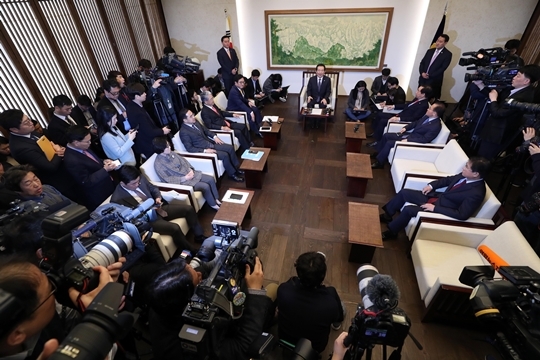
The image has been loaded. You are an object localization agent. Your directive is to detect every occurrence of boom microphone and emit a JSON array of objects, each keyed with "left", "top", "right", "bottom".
[
  {"left": 478, "top": 244, "right": 509, "bottom": 271},
  {"left": 366, "top": 274, "right": 400, "bottom": 310}
]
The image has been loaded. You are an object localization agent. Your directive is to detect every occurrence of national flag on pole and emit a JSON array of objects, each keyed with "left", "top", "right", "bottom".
[
  {"left": 430, "top": 3, "right": 447, "bottom": 48},
  {"left": 225, "top": 10, "right": 234, "bottom": 48}
]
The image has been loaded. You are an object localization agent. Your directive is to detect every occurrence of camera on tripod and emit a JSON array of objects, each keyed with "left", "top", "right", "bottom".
[
  {"left": 39, "top": 200, "right": 156, "bottom": 297},
  {"left": 459, "top": 265, "right": 540, "bottom": 360},
  {"left": 161, "top": 52, "right": 201, "bottom": 75},
  {"left": 459, "top": 47, "right": 520, "bottom": 88},
  {"left": 343, "top": 264, "right": 413, "bottom": 360}
]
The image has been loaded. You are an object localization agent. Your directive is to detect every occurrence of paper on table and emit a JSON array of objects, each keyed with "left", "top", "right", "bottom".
[
  {"left": 263, "top": 116, "right": 279, "bottom": 122},
  {"left": 311, "top": 108, "right": 323, "bottom": 115},
  {"left": 223, "top": 190, "right": 249, "bottom": 204}
]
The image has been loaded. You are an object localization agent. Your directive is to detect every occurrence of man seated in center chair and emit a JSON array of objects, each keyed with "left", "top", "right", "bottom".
[
  {"left": 379, "top": 157, "right": 490, "bottom": 240},
  {"left": 371, "top": 102, "right": 445, "bottom": 169},
  {"left": 227, "top": 74, "right": 264, "bottom": 138}
]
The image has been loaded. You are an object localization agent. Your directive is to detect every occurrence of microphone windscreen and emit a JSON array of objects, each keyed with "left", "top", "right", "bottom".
[
  {"left": 366, "top": 274, "right": 400, "bottom": 310},
  {"left": 478, "top": 244, "right": 509, "bottom": 271}
]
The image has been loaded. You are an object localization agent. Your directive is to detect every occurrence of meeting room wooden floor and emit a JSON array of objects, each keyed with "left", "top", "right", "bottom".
[{"left": 192, "top": 95, "right": 502, "bottom": 360}]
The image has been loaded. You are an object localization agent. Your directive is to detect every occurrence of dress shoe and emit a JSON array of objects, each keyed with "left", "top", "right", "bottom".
[
  {"left": 371, "top": 161, "right": 384, "bottom": 169},
  {"left": 231, "top": 174, "right": 244, "bottom": 182},
  {"left": 279, "top": 97, "right": 287, "bottom": 102},
  {"left": 249, "top": 142, "right": 255, "bottom": 147},
  {"left": 382, "top": 230, "right": 397, "bottom": 241},
  {"left": 366, "top": 141, "right": 378, "bottom": 148},
  {"left": 367, "top": 132, "right": 374, "bottom": 138},
  {"left": 210, "top": 204, "right": 221, "bottom": 211},
  {"left": 379, "top": 213, "right": 393, "bottom": 223},
  {"left": 370, "top": 152, "right": 378, "bottom": 159},
  {"left": 236, "top": 170, "right": 245, "bottom": 175},
  {"left": 257, "top": 133, "right": 264, "bottom": 138}
]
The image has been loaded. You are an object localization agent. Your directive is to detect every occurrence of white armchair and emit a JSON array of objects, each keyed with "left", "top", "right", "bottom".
[
  {"left": 213, "top": 91, "right": 250, "bottom": 130},
  {"left": 140, "top": 153, "right": 207, "bottom": 212},
  {"left": 384, "top": 120, "right": 451, "bottom": 164},
  {"left": 410, "top": 221, "right": 540, "bottom": 323},
  {"left": 171, "top": 131, "right": 225, "bottom": 178},
  {"left": 298, "top": 71, "right": 340, "bottom": 119},
  {"left": 390, "top": 139, "right": 469, "bottom": 192}
]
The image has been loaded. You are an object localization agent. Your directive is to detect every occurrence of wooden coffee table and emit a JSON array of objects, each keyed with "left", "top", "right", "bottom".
[
  {"left": 262, "top": 118, "right": 284, "bottom": 150},
  {"left": 345, "top": 122, "right": 366, "bottom": 153},
  {"left": 346, "top": 153, "right": 373, "bottom": 198},
  {"left": 239, "top": 147, "right": 270, "bottom": 189},
  {"left": 214, "top": 188, "right": 255, "bottom": 227},
  {"left": 348, "top": 202, "right": 383, "bottom": 263},
  {"left": 301, "top": 107, "right": 332, "bottom": 132}
]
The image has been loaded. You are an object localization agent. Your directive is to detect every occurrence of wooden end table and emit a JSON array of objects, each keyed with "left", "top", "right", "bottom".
[
  {"left": 214, "top": 188, "right": 255, "bottom": 228},
  {"left": 346, "top": 153, "right": 373, "bottom": 198},
  {"left": 345, "top": 122, "right": 367, "bottom": 153},
  {"left": 239, "top": 147, "right": 271, "bottom": 189},
  {"left": 301, "top": 107, "right": 332, "bottom": 132},
  {"left": 348, "top": 202, "right": 383, "bottom": 263},
  {"left": 262, "top": 118, "right": 284, "bottom": 150}
]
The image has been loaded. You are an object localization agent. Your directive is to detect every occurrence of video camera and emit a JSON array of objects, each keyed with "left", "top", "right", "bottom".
[
  {"left": 459, "top": 265, "right": 540, "bottom": 360},
  {"left": 40, "top": 199, "right": 156, "bottom": 297},
  {"left": 460, "top": 47, "right": 520, "bottom": 88},
  {"left": 161, "top": 52, "right": 201, "bottom": 75},
  {"left": 343, "top": 264, "right": 412, "bottom": 360},
  {"left": 179, "top": 225, "right": 261, "bottom": 359}
]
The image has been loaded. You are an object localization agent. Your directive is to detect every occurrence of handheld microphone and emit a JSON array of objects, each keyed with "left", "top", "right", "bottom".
[
  {"left": 366, "top": 274, "right": 400, "bottom": 310},
  {"left": 478, "top": 244, "right": 509, "bottom": 271},
  {"left": 354, "top": 124, "right": 360, "bottom": 132}
]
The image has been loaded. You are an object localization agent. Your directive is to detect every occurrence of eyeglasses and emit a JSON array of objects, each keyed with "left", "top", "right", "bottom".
[
  {"left": 109, "top": 91, "right": 120, "bottom": 96},
  {"left": 30, "top": 277, "right": 57, "bottom": 315}
]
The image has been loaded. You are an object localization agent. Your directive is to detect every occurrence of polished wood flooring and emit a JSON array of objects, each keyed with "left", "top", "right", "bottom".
[{"left": 190, "top": 96, "right": 503, "bottom": 360}]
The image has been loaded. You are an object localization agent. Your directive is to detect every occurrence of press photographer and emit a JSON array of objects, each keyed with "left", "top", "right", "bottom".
[
  {"left": 146, "top": 229, "right": 275, "bottom": 360},
  {"left": 0, "top": 255, "right": 115, "bottom": 360},
  {"left": 471, "top": 65, "right": 539, "bottom": 160}
]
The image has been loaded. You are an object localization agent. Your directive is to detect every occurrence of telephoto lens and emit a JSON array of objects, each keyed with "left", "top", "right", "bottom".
[
  {"left": 357, "top": 264, "right": 379, "bottom": 310},
  {"left": 79, "top": 230, "right": 133, "bottom": 269}
]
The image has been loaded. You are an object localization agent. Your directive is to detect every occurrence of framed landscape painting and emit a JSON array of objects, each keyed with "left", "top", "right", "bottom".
[{"left": 265, "top": 8, "right": 393, "bottom": 71}]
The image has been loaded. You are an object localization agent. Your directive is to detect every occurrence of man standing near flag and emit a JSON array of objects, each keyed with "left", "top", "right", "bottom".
[
  {"left": 418, "top": 34, "right": 452, "bottom": 100},
  {"left": 217, "top": 35, "right": 239, "bottom": 93}
]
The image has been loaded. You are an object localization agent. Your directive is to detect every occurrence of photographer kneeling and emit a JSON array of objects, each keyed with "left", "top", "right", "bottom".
[{"left": 147, "top": 253, "right": 274, "bottom": 360}]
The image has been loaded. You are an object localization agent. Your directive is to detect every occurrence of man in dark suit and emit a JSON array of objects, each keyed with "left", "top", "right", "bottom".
[
  {"left": 227, "top": 74, "right": 263, "bottom": 136},
  {"left": 476, "top": 65, "right": 538, "bottom": 160},
  {"left": 245, "top": 69, "right": 267, "bottom": 106},
  {"left": 63, "top": 126, "right": 118, "bottom": 210},
  {"left": 111, "top": 165, "right": 205, "bottom": 251},
  {"left": 0, "top": 109, "right": 79, "bottom": 201},
  {"left": 371, "top": 68, "right": 391, "bottom": 96},
  {"left": 418, "top": 34, "right": 453, "bottom": 100},
  {"left": 380, "top": 157, "right": 490, "bottom": 239},
  {"left": 98, "top": 79, "right": 130, "bottom": 134},
  {"left": 371, "top": 102, "right": 445, "bottom": 168},
  {"left": 384, "top": 77, "right": 406, "bottom": 106},
  {"left": 369, "top": 86, "right": 432, "bottom": 145},
  {"left": 179, "top": 108, "right": 244, "bottom": 182},
  {"left": 306, "top": 63, "right": 331, "bottom": 109},
  {"left": 217, "top": 36, "right": 239, "bottom": 93},
  {"left": 71, "top": 94, "right": 97, "bottom": 128},
  {"left": 47, "top": 94, "right": 77, "bottom": 147},
  {"left": 200, "top": 91, "right": 252, "bottom": 151},
  {"left": 126, "top": 83, "right": 171, "bottom": 160}
]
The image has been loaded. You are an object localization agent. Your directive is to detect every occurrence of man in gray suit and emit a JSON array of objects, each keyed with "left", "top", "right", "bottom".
[{"left": 179, "top": 108, "right": 244, "bottom": 182}]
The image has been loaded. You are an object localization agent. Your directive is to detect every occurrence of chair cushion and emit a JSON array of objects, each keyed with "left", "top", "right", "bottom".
[
  {"left": 433, "top": 140, "right": 468, "bottom": 174},
  {"left": 411, "top": 239, "right": 487, "bottom": 302}
]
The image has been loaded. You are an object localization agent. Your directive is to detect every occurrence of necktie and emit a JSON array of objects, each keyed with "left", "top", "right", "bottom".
[
  {"left": 65, "top": 116, "right": 76, "bottom": 126},
  {"left": 408, "top": 99, "right": 420, "bottom": 107},
  {"left": 449, "top": 180, "right": 466, "bottom": 191},
  {"left": 83, "top": 150, "right": 99, "bottom": 163},
  {"left": 31, "top": 134, "right": 41, "bottom": 141},
  {"left": 427, "top": 49, "right": 440, "bottom": 73},
  {"left": 318, "top": 78, "right": 321, "bottom": 91},
  {"left": 134, "top": 188, "right": 148, "bottom": 201},
  {"left": 421, "top": 116, "right": 431, "bottom": 125},
  {"left": 226, "top": 48, "right": 231, "bottom": 59}
]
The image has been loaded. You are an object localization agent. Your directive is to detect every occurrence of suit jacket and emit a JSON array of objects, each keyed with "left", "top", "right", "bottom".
[
  {"left": 98, "top": 97, "right": 127, "bottom": 134},
  {"left": 371, "top": 75, "right": 388, "bottom": 95},
  {"left": 403, "top": 116, "right": 442, "bottom": 143},
  {"left": 111, "top": 175, "right": 160, "bottom": 208},
  {"left": 63, "top": 147, "right": 115, "bottom": 210},
  {"left": 419, "top": 47, "right": 453, "bottom": 80},
  {"left": 386, "top": 87, "right": 406, "bottom": 106},
  {"left": 217, "top": 47, "right": 239, "bottom": 79},
  {"left": 428, "top": 174, "right": 486, "bottom": 220},
  {"left": 201, "top": 105, "right": 234, "bottom": 130},
  {"left": 8, "top": 132, "right": 76, "bottom": 198},
  {"left": 480, "top": 86, "right": 536, "bottom": 144},
  {"left": 126, "top": 101, "right": 164, "bottom": 158},
  {"left": 394, "top": 98, "right": 430, "bottom": 122},
  {"left": 245, "top": 77, "right": 262, "bottom": 99},
  {"left": 179, "top": 122, "right": 216, "bottom": 153},
  {"left": 71, "top": 105, "right": 97, "bottom": 127},
  {"left": 227, "top": 86, "right": 253, "bottom": 114},
  {"left": 47, "top": 115, "right": 73, "bottom": 147},
  {"left": 306, "top": 75, "right": 331, "bottom": 103}
]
